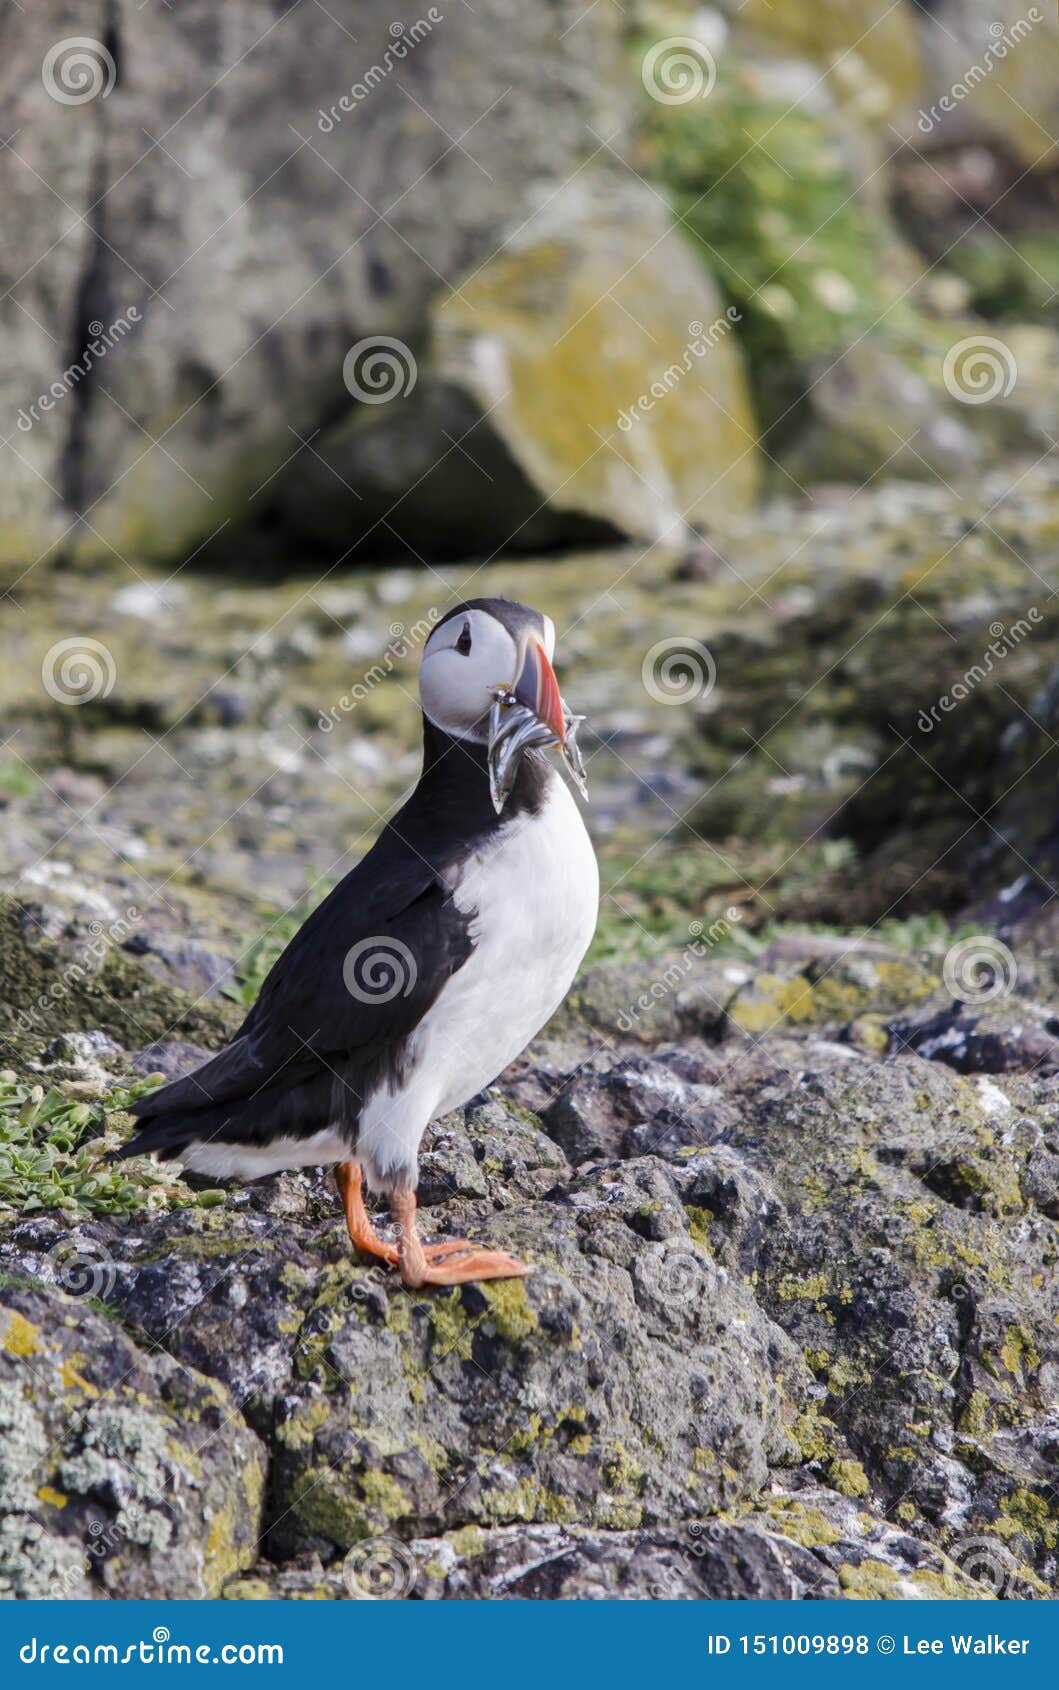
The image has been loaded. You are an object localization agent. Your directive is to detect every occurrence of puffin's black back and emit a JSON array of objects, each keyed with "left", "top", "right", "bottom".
[{"left": 116, "top": 711, "right": 550, "bottom": 1164}]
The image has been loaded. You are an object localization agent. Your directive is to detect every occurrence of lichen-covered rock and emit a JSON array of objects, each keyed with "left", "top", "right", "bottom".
[
  {"left": 0, "top": 896, "right": 237, "bottom": 1068},
  {"left": 221, "top": 1492, "right": 993, "bottom": 1599},
  {"left": 914, "top": 1, "right": 1059, "bottom": 166},
  {"left": 0, "top": 1286, "right": 265, "bottom": 1598},
  {"left": 278, "top": 180, "right": 757, "bottom": 553},
  {"left": 0, "top": 0, "right": 754, "bottom": 569},
  {"left": 2, "top": 456, "right": 1058, "bottom": 1599}
]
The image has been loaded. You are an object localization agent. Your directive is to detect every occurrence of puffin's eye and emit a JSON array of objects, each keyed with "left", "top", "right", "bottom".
[{"left": 455, "top": 620, "right": 472, "bottom": 656}]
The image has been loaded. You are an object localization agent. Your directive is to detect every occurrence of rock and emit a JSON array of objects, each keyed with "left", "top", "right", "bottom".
[
  {"left": 673, "top": 538, "right": 731, "bottom": 583},
  {"left": 728, "top": 952, "right": 940, "bottom": 1035},
  {"left": 913, "top": 2, "right": 1059, "bottom": 166},
  {"left": 405, "top": 1493, "right": 992, "bottom": 1600},
  {"left": 131, "top": 1040, "right": 218, "bottom": 1082},
  {"left": 218, "top": 1493, "right": 997, "bottom": 1598},
  {"left": 1, "top": 0, "right": 752, "bottom": 569},
  {"left": 541, "top": 1053, "right": 737, "bottom": 1165},
  {"left": 3, "top": 909, "right": 1059, "bottom": 1594},
  {"left": 782, "top": 342, "right": 982, "bottom": 486},
  {"left": 276, "top": 178, "right": 757, "bottom": 554},
  {"left": 549, "top": 951, "right": 740, "bottom": 1045},
  {"left": 737, "top": 0, "right": 923, "bottom": 122},
  {"left": 0, "top": 896, "right": 237, "bottom": 1069},
  {"left": 0, "top": 1287, "right": 265, "bottom": 1598},
  {"left": 887, "top": 1002, "right": 1059, "bottom": 1077}
]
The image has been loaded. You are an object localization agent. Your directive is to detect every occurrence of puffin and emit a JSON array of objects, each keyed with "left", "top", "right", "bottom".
[{"left": 117, "top": 598, "right": 598, "bottom": 1287}]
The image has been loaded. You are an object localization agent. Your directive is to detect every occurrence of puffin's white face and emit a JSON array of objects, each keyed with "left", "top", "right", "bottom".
[{"left": 420, "top": 607, "right": 556, "bottom": 742}]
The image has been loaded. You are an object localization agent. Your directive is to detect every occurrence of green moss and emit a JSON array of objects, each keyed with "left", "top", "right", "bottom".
[
  {"left": 360, "top": 1470, "right": 413, "bottom": 1524},
  {"left": 0, "top": 896, "right": 236, "bottom": 1063},
  {"left": 602, "top": 1440, "right": 646, "bottom": 1498},
  {"left": 641, "top": 62, "right": 902, "bottom": 442},
  {"left": 479, "top": 1280, "right": 538, "bottom": 1343},
  {"left": 223, "top": 1579, "right": 273, "bottom": 1601},
  {"left": 995, "top": 1490, "right": 1057, "bottom": 1549},
  {"left": 752, "top": 1497, "right": 843, "bottom": 1550},
  {"left": 276, "top": 1398, "right": 330, "bottom": 1451},
  {"left": 792, "top": 1409, "right": 835, "bottom": 1463},
  {"left": 3, "top": 1310, "right": 41, "bottom": 1356},
  {"left": 448, "top": 1525, "right": 487, "bottom": 1559},
  {"left": 205, "top": 1465, "right": 264, "bottom": 1591},
  {"left": 988, "top": 1325, "right": 1041, "bottom": 1383},
  {"left": 776, "top": 1272, "right": 830, "bottom": 1304},
  {"left": 684, "top": 1205, "right": 714, "bottom": 1248},
  {"left": 838, "top": 1562, "right": 980, "bottom": 1600},
  {"left": 508, "top": 1413, "right": 544, "bottom": 1456},
  {"left": 290, "top": 1462, "right": 409, "bottom": 1548},
  {"left": 427, "top": 1293, "right": 475, "bottom": 1361},
  {"left": 827, "top": 1458, "right": 870, "bottom": 1499},
  {"left": 731, "top": 959, "right": 935, "bottom": 1034}
]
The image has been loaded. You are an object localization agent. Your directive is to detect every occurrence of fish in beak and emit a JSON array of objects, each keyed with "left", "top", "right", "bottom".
[{"left": 487, "top": 635, "right": 589, "bottom": 814}]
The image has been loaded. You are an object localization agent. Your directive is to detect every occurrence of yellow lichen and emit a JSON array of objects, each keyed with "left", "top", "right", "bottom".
[{"left": 3, "top": 1311, "right": 41, "bottom": 1356}]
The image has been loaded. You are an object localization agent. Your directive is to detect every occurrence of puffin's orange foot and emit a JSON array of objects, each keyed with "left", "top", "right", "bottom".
[
  {"left": 400, "top": 1247, "right": 532, "bottom": 1288},
  {"left": 388, "top": 1186, "right": 532, "bottom": 1288},
  {"left": 420, "top": 1238, "right": 478, "bottom": 1261},
  {"left": 354, "top": 1236, "right": 399, "bottom": 1266},
  {"left": 336, "top": 1160, "right": 398, "bottom": 1264}
]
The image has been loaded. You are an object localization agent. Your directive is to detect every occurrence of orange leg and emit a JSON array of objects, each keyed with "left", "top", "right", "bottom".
[
  {"left": 392, "top": 1189, "right": 532, "bottom": 1288},
  {"left": 336, "top": 1160, "right": 398, "bottom": 1264}
]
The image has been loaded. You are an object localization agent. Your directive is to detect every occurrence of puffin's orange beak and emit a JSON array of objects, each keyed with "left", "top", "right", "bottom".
[{"left": 512, "top": 637, "right": 565, "bottom": 744}]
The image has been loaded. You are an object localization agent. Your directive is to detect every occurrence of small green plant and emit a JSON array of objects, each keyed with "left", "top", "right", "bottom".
[
  {"left": 0, "top": 1075, "right": 223, "bottom": 1218},
  {"left": 640, "top": 64, "right": 897, "bottom": 441},
  {"left": 0, "top": 761, "right": 38, "bottom": 800}
]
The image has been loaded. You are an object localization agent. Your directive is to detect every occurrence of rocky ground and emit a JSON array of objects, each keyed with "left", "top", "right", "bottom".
[{"left": 2, "top": 462, "right": 1059, "bottom": 1601}]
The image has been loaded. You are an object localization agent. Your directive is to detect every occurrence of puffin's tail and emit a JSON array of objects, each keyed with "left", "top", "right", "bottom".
[{"left": 112, "top": 1037, "right": 329, "bottom": 1163}]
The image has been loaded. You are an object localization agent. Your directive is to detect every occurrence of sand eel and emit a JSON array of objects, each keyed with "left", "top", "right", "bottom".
[{"left": 117, "top": 599, "right": 598, "bottom": 1287}]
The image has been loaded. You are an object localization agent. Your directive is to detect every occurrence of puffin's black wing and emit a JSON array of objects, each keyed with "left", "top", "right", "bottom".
[{"left": 117, "top": 841, "right": 474, "bottom": 1162}]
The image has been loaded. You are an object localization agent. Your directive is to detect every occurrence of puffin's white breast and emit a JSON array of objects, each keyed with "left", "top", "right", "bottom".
[{"left": 357, "top": 769, "right": 598, "bottom": 1187}]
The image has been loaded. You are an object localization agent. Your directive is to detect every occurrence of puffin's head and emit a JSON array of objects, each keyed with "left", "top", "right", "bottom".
[{"left": 419, "top": 598, "right": 587, "bottom": 813}]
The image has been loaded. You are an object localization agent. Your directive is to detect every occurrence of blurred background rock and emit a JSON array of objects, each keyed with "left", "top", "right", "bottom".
[{"left": 1, "top": 0, "right": 1056, "bottom": 566}]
